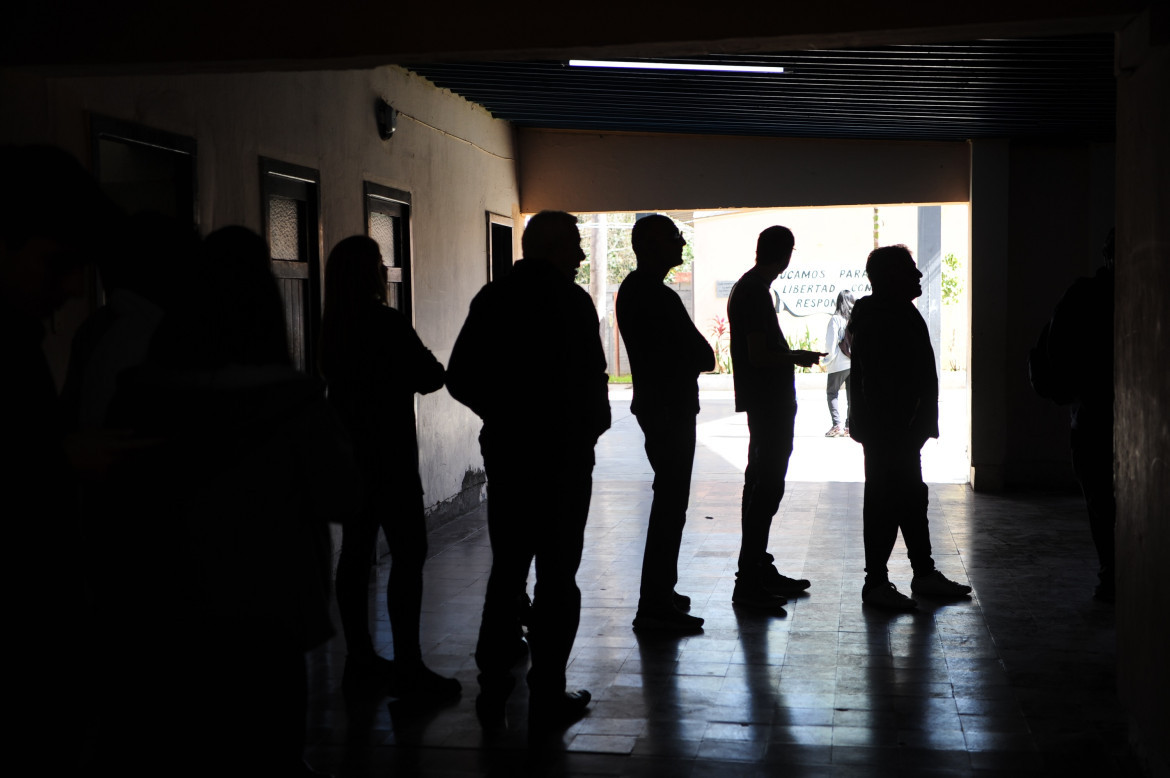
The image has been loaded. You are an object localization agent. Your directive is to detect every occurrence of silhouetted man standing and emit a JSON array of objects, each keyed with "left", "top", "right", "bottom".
[
  {"left": 447, "top": 211, "right": 610, "bottom": 731},
  {"left": 848, "top": 245, "right": 972, "bottom": 611},
  {"left": 616, "top": 214, "right": 713, "bottom": 633},
  {"left": 727, "top": 226, "right": 823, "bottom": 613},
  {"left": 1046, "top": 230, "right": 1116, "bottom": 602}
]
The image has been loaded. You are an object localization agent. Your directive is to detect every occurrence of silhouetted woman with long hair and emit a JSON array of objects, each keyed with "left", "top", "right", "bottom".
[
  {"left": 823, "top": 289, "right": 855, "bottom": 437},
  {"left": 321, "top": 235, "right": 459, "bottom": 699}
]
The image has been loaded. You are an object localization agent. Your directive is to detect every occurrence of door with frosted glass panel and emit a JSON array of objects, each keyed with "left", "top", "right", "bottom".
[
  {"left": 261, "top": 159, "right": 321, "bottom": 373},
  {"left": 364, "top": 183, "right": 411, "bottom": 320}
]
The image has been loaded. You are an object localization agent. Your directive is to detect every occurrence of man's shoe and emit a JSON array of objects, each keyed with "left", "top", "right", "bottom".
[
  {"left": 475, "top": 674, "right": 515, "bottom": 728},
  {"left": 475, "top": 691, "right": 508, "bottom": 728},
  {"left": 910, "top": 570, "right": 972, "bottom": 598},
  {"left": 529, "top": 689, "right": 591, "bottom": 731},
  {"left": 762, "top": 567, "right": 811, "bottom": 597},
  {"left": 732, "top": 579, "right": 788, "bottom": 614},
  {"left": 862, "top": 581, "right": 918, "bottom": 611},
  {"left": 843, "top": 427, "right": 850, "bottom": 437},
  {"left": 673, "top": 591, "right": 692, "bottom": 611},
  {"left": 825, "top": 425, "right": 844, "bottom": 437},
  {"left": 394, "top": 662, "right": 462, "bottom": 702},
  {"left": 633, "top": 606, "right": 704, "bottom": 634},
  {"left": 341, "top": 654, "right": 396, "bottom": 696}
]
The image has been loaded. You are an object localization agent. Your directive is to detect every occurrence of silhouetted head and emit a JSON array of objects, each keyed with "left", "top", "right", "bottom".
[
  {"left": 325, "top": 235, "right": 387, "bottom": 308},
  {"left": 754, "top": 226, "right": 794, "bottom": 281},
  {"left": 866, "top": 245, "right": 921, "bottom": 301},
  {"left": 152, "top": 226, "right": 290, "bottom": 369},
  {"left": 0, "top": 145, "right": 121, "bottom": 318},
  {"left": 834, "top": 289, "right": 856, "bottom": 319},
  {"left": 320, "top": 235, "right": 388, "bottom": 377},
  {"left": 631, "top": 214, "right": 686, "bottom": 275},
  {"left": 102, "top": 211, "right": 196, "bottom": 309},
  {"left": 521, "top": 211, "right": 585, "bottom": 280}
]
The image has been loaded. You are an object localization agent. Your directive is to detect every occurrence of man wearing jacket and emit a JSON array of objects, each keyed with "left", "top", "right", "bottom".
[
  {"left": 848, "top": 245, "right": 972, "bottom": 611},
  {"left": 447, "top": 210, "right": 610, "bottom": 731}
]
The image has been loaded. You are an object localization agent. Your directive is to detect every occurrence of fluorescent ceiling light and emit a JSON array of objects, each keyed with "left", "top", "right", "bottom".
[{"left": 569, "top": 59, "right": 784, "bottom": 74}]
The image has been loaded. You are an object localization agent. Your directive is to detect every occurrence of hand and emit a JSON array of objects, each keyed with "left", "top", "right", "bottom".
[{"left": 792, "top": 350, "right": 827, "bottom": 368}]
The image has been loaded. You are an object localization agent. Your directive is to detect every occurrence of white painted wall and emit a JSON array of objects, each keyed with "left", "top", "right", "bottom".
[{"left": 1, "top": 65, "right": 519, "bottom": 518}]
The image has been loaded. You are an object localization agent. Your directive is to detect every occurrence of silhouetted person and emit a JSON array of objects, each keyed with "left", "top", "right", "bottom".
[
  {"left": 848, "top": 245, "right": 972, "bottom": 611},
  {"left": 447, "top": 210, "right": 610, "bottom": 732},
  {"left": 320, "top": 235, "right": 460, "bottom": 698},
  {"left": 616, "top": 214, "right": 712, "bottom": 634},
  {"left": 60, "top": 211, "right": 191, "bottom": 432},
  {"left": 1, "top": 145, "right": 120, "bottom": 770},
  {"left": 1045, "top": 230, "right": 1116, "bottom": 602},
  {"left": 103, "top": 226, "right": 353, "bottom": 776},
  {"left": 823, "top": 289, "right": 855, "bottom": 437},
  {"left": 727, "top": 226, "right": 823, "bottom": 613}
]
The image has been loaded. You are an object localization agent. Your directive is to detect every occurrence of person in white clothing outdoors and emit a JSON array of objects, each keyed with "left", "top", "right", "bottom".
[{"left": 823, "top": 289, "right": 855, "bottom": 437}]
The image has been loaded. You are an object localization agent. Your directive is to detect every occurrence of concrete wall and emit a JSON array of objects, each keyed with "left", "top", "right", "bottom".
[
  {"left": 0, "top": 65, "right": 519, "bottom": 522},
  {"left": 1115, "top": 11, "right": 1170, "bottom": 776}
]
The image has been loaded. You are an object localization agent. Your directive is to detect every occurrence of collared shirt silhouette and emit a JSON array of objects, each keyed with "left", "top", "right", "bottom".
[
  {"left": 848, "top": 244, "right": 971, "bottom": 611},
  {"left": 726, "top": 226, "right": 822, "bottom": 613},
  {"left": 447, "top": 210, "right": 609, "bottom": 731},
  {"left": 616, "top": 214, "right": 713, "bottom": 634}
]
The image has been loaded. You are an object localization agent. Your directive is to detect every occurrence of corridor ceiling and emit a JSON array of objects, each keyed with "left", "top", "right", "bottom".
[{"left": 409, "top": 35, "right": 1116, "bottom": 143}]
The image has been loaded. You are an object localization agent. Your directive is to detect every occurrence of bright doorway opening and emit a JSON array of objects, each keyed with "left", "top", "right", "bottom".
[{"left": 576, "top": 205, "right": 971, "bottom": 485}]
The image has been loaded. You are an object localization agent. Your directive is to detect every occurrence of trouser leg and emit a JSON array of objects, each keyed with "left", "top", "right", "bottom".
[
  {"left": 843, "top": 371, "right": 853, "bottom": 429},
  {"left": 1072, "top": 425, "right": 1116, "bottom": 581},
  {"left": 527, "top": 468, "right": 592, "bottom": 698},
  {"left": 862, "top": 447, "right": 898, "bottom": 586},
  {"left": 637, "top": 407, "right": 697, "bottom": 607},
  {"left": 476, "top": 470, "right": 535, "bottom": 691},
  {"left": 826, "top": 371, "right": 844, "bottom": 427},
  {"left": 381, "top": 490, "right": 428, "bottom": 665},
  {"left": 336, "top": 510, "right": 380, "bottom": 658},
  {"left": 863, "top": 444, "right": 933, "bottom": 584},
  {"left": 896, "top": 453, "right": 935, "bottom": 576},
  {"left": 738, "top": 406, "right": 795, "bottom": 581}
]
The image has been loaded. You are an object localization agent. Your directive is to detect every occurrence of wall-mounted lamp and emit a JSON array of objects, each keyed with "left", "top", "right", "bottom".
[{"left": 375, "top": 98, "right": 397, "bottom": 140}]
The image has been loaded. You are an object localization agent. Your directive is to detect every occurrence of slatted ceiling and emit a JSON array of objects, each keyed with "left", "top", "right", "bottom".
[{"left": 408, "top": 35, "right": 1115, "bottom": 142}]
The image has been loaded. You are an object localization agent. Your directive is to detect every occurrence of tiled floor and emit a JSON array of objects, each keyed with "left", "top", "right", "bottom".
[{"left": 305, "top": 390, "right": 1131, "bottom": 776}]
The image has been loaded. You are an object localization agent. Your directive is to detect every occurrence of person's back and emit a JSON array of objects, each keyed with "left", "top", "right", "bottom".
[
  {"left": 1048, "top": 265, "right": 1114, "bottom": 427},
  {"left": 1044, "top": 235, "right": 1116, "bottom": 601},
  {"left": 448, "top": 210, "right": 608, "bottom": 731},
  {"left": 325, "top": 299, "right": 443, "bottom": 483},
  {"left": 448, "top": 255, "right": 609, "bottom": 461}
]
